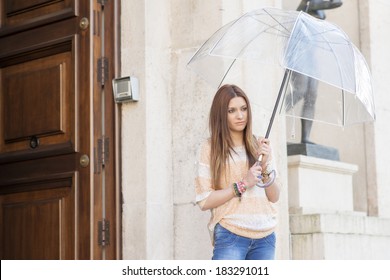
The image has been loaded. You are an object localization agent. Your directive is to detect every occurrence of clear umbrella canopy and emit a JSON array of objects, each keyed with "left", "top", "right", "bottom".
[{"left": 188, "top": 7, "right": 375, "bottom": 128}]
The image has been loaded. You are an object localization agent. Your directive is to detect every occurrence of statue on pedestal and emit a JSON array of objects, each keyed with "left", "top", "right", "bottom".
[
  {"left": 286, "top": 0, "right": 343, "bottom": 159},
  {"left": 294, "top": 0, "right": 343, "bottom": 144}
]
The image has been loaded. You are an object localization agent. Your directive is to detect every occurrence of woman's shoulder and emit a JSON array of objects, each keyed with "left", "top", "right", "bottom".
[
  {"left": 199, "top": 138, "right": 211, "bottom": 152},
  {"left": 196, "top": 138, "right": 211, "bottom": 163}
]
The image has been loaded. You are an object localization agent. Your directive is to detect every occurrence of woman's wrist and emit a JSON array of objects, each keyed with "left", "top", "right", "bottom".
[
  {"left": 261, "top": 161, "right": 269, "bottom": 172},
  {"left": 241, "top": 178, "right": 249, "bottom": 187}
]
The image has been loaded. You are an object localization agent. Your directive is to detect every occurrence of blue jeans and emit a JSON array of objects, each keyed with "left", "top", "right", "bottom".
[{"left": 212, "top": 224, "right": 276, "bottom": 260}]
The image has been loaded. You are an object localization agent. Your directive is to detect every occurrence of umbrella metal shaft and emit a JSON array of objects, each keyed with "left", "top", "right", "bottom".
[{"left": 265, "top": 69, "right": 291, "bottom": 139}]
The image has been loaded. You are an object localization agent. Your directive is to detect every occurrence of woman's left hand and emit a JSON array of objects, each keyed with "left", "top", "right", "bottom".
[{"left": 257, "top": 137, "right": 272, "bottom": 167}]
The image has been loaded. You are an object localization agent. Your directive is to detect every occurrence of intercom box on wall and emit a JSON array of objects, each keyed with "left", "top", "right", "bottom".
[{"left": 112, "top": 76, "right": 139, "bottom": 103}]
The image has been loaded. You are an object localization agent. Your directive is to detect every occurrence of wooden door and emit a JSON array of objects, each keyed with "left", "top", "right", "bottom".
[{"left": 0, "top": 0, "right": 119, "bottom": 259}]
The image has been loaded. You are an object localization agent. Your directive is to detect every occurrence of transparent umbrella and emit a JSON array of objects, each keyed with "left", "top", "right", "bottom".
[
  {"left": 188, "top": 7, "right": 375, "bottom": 135},
  {"left": 187, "top": 7, "right": 375, "bottom": 187}
]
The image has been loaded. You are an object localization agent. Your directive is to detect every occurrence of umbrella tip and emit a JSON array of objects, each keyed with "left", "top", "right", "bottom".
[
  {"left": 297, "top": 0, "right": 311, "bottom": 12},
  {"left": 306, "top": 1, "right": 311, "bottom": 12}
]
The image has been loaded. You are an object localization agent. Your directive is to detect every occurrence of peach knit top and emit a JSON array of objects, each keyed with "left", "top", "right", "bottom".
[{"left": 195, "top": 139, "right": 278, "bottom": 243}]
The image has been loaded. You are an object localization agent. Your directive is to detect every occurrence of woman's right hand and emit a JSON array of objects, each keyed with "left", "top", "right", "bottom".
[{"left": 243, "top": 162, "right": 263, "bottom": 188}]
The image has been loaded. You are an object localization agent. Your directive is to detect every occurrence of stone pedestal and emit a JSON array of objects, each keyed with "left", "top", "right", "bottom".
[
  {"left": 290, "top": 213, "right": 390, "bottom": 259},
  {"left": 288, "top": 155, "right": 358, "bottom": 214},
  {"left": 288, "top": 155, "right": 390, "bottom": 259},
  {"left": 287, "top": 142, "right": 340, "bottom": 161}
]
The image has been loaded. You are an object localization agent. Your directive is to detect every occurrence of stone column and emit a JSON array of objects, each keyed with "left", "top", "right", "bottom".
[
  {"left": 359, "top": 0, "right": 390, "bottom": 218},
  {"left": 121, "top": 0, "right": 174, "bottom": 259}
]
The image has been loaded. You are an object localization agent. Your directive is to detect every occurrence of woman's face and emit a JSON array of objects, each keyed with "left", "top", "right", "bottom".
[{"left": 227, "top": 96, "right": 248, "bottom": 133}]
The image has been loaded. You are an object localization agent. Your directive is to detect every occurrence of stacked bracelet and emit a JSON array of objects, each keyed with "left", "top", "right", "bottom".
[
  {"left": 232, "top": 183, "right": 241, "bottom": 197},
  {"left": 237, "top": 180, "right": 247, "bottom": 194},
  {"left": 232, "top": 181, "right": 247, "bottom": 198}
]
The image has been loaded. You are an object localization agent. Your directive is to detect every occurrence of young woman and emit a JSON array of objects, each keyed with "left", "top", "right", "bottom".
[{"left": 195, "top": 84, "right": 280, "bottom": 260}]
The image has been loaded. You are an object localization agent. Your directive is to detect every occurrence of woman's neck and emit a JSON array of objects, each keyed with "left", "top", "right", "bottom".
[{"left": 230, "top": 131, "right": 244, "bottom": 147}]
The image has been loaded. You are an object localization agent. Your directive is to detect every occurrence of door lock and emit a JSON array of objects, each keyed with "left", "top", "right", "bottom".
[
  {"left": 79, "top": 17, "right": 89, "bottom": 30},
  {"left": 80, "top": 154, "right": 90, "bottom": 167}
]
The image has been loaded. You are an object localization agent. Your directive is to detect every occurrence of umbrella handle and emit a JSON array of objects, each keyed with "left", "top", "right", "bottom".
[
  {"left": 255, "top": 159, "right": 276, "bottom": 188},
  {"left": 256, "top": 167, "right": 276, "bottom": 188},
  {"left": 256, "top": 70, "right": 290, "bottom": 188}
]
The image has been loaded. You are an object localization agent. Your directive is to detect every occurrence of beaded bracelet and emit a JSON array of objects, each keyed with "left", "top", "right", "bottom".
[
  {"left": 232, "top": 183, "right": 241, "bottom": 197},
  {"left": 237, "top": 180, "right": 247, "bottom": 194}
]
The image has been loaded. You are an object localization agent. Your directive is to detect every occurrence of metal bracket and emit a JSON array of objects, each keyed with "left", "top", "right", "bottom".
[
  {"left": 98, "top": 57, "right": 108, "bottom": 86},
  {"left": 97, "top": 0, "right": 108, "bottom": 6},
  {"left": 94, "top": 136, "right": 109, "bottom": 174},
  {"left": 98, "top": 136, "right": 109, "bottom": 167},
  {"left": 98, "top": 219, "right": 110, "bottom": 246}
]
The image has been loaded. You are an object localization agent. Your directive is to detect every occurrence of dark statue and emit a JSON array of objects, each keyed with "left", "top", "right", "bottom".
[
  {"left": 292, "top": 0, "right": 343, "bottom": 144},
  {"left": 286, "top": 0, "right": 343, "bottom": 160},
  {"left": 285, "top": 72, "right": 319, "bottom": 144},
  {"left": 297, "top": 0, "right": 343, "bottom": 20}
]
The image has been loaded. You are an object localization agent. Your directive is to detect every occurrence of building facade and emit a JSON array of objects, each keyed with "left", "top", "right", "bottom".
[{"left": 120, "top": 0, "right": 390, "bottom": 259}]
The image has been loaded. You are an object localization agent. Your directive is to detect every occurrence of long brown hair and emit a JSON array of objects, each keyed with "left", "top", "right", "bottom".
[{"left": 209, "top": 84, "right": 258, "bottom": 189}]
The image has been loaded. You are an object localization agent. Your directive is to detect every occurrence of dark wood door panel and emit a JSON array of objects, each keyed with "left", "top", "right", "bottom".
[
  {"left": 4, "top": 63, "right": 63, "bottom": 140},
  {"left": 1, "top": 0, "right": 75, "bottom": 35},
  {"left": 0, "top": 0, "right": 119, "bottom": 259},
  {"left": 0, "top": 51, "right": 74, "bottom": 154},
  {"left": 0, "top": 17, "right": 77, "bottom": 67},
  {"left": 0, "top": 182, "right": 74, "bottom": 259},
  {"left": 0, "top": 0, "right": 85, "bottom": 260},
  {"left": 0, "top": 153, "right": 77, "bottom": 188}
]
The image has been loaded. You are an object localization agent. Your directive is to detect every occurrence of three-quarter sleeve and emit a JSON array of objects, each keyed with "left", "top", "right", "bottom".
[{"left": 194, "top": 140, "right": 214, "bottom": 209}]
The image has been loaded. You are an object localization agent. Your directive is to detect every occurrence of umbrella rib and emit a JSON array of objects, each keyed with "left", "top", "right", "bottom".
[
  {"left": 342, "top": 89, "right": 346, "bottom": 126},
  {"left": 218, "top": 58, "right": 237, "bottom": 88},
  {"left": 213, "top": 14, "right": 293, "bottom": 60},
  {"left": 318, "top": 29, "right": 350, "bottom": 91},
  {"left": 263, "top": 9, "right": 293, "bottom": 34},
  {"left": 217, "top": 24, "right": 268, "bottom": 86},
  {"left": 208, "top": 17, "right": 243, "bottom": 56},
  {"left": 289, "top": 22, "right": 351, "bottom": 91},
  {"left": 217, "top": 19, "right": 290, "bottom": 86},
  {"left": 304, "top": 26, "right": 352, "bottom": 125},
  {"left": 248, "top": 16, "right": 294, "bottom": 37},
  {"left": 217, "top": 22, "right": 283, "bottom": 86}
]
